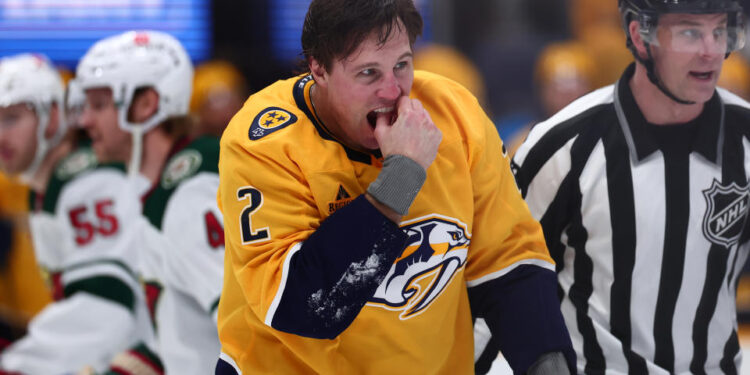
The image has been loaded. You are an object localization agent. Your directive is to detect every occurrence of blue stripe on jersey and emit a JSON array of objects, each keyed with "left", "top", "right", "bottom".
[
  {"left": 474, "top": 333, "right": 501, "bottom": 374},
  {"left": 467, "top": 265, "right": 576, "bottom": 374},
  {"left": 215, "top": 358, "right": 239, "bottom": 375},
  {"left": 270, "top": 195, "right": 408, "bottom": 339},
  {"left": 0, "top": 219, "right": 11, "bottom": 268}
]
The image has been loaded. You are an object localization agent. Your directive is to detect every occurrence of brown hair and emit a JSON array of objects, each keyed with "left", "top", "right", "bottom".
[
  {"left": 301, "top": 0, "right": 423, "bottom": 71},
  {"left": 129, "top": 87, "right": 195, "bottom": 138}
]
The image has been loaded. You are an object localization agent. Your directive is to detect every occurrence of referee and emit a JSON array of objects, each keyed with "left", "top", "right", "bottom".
[{"left": 512, "top": 0, "right": 750, "bottom": 373}]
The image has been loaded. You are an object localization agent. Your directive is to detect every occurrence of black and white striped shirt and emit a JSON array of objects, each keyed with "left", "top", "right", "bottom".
[{"left": 511, "top": 64, "right": 750, "bottom": 374}]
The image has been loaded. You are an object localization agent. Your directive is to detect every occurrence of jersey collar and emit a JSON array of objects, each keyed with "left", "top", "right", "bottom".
[
  {"left": 292, "top": 74, "right": 382, "bottom": 165},
  {"left": 614, "top": 63, "right": 724, "bottom": 165}
]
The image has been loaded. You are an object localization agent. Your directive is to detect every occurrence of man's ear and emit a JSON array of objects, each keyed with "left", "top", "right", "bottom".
[
  {"left": 629, "top": 20, "right": 649, "bottom": 60},
  {"left": 129, "top": 88, "right": 159, "bottom": 123},
  {"left": 44, "top": 103, "right": 59, "bottom": 140},
  {"left": 309, "top": 57, "right": 328, "bottom": 89}
]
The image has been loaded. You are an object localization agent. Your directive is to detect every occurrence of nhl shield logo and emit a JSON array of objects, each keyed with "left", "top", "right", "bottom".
[{"left": 702, "top": 179, "right": 750, "bottom": 248}]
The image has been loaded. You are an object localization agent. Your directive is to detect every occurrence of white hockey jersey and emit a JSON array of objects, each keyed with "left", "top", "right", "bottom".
[
  {"left": 139, "top": 136, "right": 224, "bottom": 375},
  {"left": 0, "top": 145, "right": 155, "bottom": 374}
]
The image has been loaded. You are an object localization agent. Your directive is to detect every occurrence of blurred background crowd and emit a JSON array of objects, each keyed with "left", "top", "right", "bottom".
[{"left": 3, "top": 0, "right": 750, "bottom": 344}]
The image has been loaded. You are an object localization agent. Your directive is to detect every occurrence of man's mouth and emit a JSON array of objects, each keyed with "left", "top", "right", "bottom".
[
  {"left": 366, "top": 107, "right": 396, "bottom": 129},
  {"left": 689, "top": 71, "right": 714, "bottom": 81}
]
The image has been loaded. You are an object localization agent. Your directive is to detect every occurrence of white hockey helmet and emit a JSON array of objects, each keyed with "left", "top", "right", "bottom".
[
  {"left": 76, "top": 30, "right": 194, "bottom": 134},
  {"left": 0, "top": 53, "right": 65, "bottom": 180}
]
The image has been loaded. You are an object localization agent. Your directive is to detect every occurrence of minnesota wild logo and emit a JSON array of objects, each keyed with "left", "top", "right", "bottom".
[{"left": 162, "top": 149, "right": 202, "bottom": 189}]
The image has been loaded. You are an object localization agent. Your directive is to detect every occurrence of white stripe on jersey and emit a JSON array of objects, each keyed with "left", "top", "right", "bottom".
[
  {"left": 630, "top": 151, "right": 666, "bottom": 363},
  {"left": 219, "top": 351, "right": 243, "bottom": 375},
  {"left": 525, "top": 136, "right": 577, "bottom": 222},
  {"left": 514, "top": 85, "right": 614, "bottom": 166},
  {"left": 265, "top": 241, "right": 303, "bottom": 326},
  {"left": 465, "top": 258, "right": 555, "bottom": 288}
]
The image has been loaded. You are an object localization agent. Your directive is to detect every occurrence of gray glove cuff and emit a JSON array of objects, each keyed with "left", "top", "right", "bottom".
[
  {"left": 527, "top": 352, "right": 570, "bottom": 375},
  {"left": 366, "top": 154, "right": 426, "bottom": 216}
]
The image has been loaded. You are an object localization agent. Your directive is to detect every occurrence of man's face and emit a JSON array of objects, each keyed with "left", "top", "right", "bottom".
[
  {"left": 80, "top": 87, "right": 131, "bottom": 163},
  {"left": 651, "top": 13, "right": 729, "bottom": 103},
  {"left": 317, "top": 22, "right": 414, "bottom": 151},
  {"left": 0, "top": 103, "right": 38, "bottom": 174}
]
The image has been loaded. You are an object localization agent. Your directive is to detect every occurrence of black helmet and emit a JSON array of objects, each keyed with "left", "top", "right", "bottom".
[{"left": 618, "top": 0, "right": 746, "bottom": 104}]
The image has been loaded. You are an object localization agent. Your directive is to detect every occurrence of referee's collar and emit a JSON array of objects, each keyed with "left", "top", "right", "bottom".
[{"left": 614, "top": 63, "right": 724, "bottom": 165}]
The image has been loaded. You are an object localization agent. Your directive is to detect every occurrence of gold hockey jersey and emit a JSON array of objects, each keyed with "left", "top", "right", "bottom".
[{"left": 217, "top": 71, "right": 554, "bottom": 373}]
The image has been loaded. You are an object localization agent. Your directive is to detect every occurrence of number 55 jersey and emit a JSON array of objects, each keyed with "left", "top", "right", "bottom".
[{"left": 0, "top": 144, "right": 154, "bottom": 374}]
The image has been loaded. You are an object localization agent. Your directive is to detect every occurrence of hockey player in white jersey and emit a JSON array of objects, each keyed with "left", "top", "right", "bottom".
[
  {"left": 0, "top": 55, "right": 154, "bottom": 374},
  {"left": 76, "top": 30, "right": 224, "bottom": 374}
]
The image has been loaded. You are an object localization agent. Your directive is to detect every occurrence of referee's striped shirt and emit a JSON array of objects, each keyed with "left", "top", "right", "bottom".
[{"left": 511, "top": 64, "right": 750, "bottom": 374}]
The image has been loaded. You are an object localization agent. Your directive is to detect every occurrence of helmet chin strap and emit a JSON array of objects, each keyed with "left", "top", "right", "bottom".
[
  {"left": 636, "top": 42, "right": 696, "bottom": 105},
  {"left": 128, "top": 125, "right": 143, "bottom": 180}
]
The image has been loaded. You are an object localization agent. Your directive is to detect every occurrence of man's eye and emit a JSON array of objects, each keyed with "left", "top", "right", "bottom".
[
  {"left": 360, "top": 69, "right": 375, "bottom": 77},
  {"left": 0, "top": 114, "right": 19, "bottom": 124},
  {"left": 681, "top": 29, "right": 702, "bottom": 39},
  {"left": 394, "top": 61, "right": 408, "bottom": 70}
]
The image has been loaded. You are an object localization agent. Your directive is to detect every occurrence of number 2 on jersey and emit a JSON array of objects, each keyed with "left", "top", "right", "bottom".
[{"left": 237, "top": 186, "right": 270, "bottom": 244}]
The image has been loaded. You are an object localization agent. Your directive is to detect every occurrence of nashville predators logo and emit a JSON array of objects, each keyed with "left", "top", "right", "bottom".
[
  {"left": 368, "top": 215, "right": 470, "bottom": 319},
  {"left": 248, "top": 107, "right": 297, "bottom": 140},
  {"left": 702, "top": 179, "right": 750, "bottom": 248}
]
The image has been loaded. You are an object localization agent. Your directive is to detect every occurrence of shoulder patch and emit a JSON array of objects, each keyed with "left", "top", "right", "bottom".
[
  {"left": 55, "top": 148, "right": 97, "bottom": 180},
  {"left": 161, "top": 149, "right": 202, "bottom": 189},
  {"left": 248, "top": 107, "right": 297, "bottom": 140}
]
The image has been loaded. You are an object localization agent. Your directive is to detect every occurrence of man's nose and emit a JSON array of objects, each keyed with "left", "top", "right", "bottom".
[
  {"left": 376, "top": 74, "right": 402, "bottom": 100},
  {"left": 78, "top": 106, "right": 94, "bottom": 129}
]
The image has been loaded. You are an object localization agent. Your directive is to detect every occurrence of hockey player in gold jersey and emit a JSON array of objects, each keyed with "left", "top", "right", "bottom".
[{"left": 216, "top": 0, "right": 575, "bottom": 373}]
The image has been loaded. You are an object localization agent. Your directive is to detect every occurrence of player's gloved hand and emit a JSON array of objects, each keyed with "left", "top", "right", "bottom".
[{"left": 373, "top": 95, "right": 442, "bottom": 171}]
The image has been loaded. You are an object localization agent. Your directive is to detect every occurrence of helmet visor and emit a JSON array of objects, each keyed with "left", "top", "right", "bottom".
[{"left": 639, "top": 12, "right": 746, "bottom": 54}]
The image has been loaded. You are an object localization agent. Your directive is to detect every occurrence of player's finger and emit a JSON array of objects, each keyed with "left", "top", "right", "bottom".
[
  {"left": 375, "top": 109, "right": 392, "bottom": 130},
  {"left": 396, "top": 95, "right": 412, "bottom": 116}
]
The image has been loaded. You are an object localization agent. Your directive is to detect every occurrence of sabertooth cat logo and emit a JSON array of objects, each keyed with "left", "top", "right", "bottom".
[
  {"left": 367, "top": 214, "right": 470, "bottom": 320},
  {"left": 702, "top": 179, "right": 750, "bottom": 248}
]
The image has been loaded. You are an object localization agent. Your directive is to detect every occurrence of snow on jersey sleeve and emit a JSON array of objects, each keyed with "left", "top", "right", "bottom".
[{"left": 218, "top": 130, "right": 407, "bottom": 340}]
